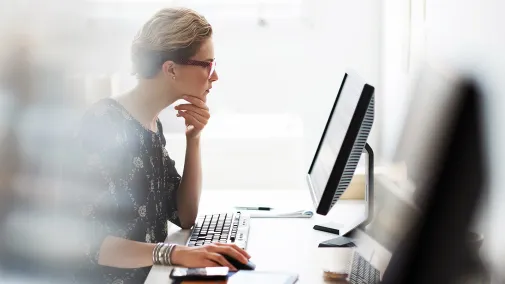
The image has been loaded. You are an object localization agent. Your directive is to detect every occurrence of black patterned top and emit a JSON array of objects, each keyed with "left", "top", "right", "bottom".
[{"left": 70, "top": 98, "right": 181, "bottom": 284}]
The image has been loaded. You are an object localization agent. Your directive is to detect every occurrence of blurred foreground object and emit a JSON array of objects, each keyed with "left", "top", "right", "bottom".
[
  {"left": 382, "top": 63, "right": 489, "bottom": 283},
  {"left": 0, "top": 35, "right": 85, "bottom": 283}
]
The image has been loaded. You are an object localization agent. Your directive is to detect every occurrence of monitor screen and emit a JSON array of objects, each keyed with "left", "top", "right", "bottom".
[{"left": 309, "top": 74, "right": 366, "bottom": 202}]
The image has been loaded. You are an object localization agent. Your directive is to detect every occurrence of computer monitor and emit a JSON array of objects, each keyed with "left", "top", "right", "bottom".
[{"left": 306, "top": 71, "right": 375, "bottom": 237}]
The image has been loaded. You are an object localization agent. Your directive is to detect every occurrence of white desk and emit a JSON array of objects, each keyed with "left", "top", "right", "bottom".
[{"left": 145, "top": 189, "right": 390, "bottom": 284}]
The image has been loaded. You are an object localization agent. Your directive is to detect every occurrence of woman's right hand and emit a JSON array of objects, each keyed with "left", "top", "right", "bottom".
[{"left": 170, "top": 243, "right": 251, "bottom": 271}]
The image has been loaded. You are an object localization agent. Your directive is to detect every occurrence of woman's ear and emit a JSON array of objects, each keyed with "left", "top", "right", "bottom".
[{"left": 162, "top": 61, "right": 176, "bottom": 79}]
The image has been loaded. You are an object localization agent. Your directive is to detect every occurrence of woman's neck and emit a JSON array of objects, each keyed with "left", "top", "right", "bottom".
[{"left": 116, "top": 82, "right": 178, "bottom": 132}]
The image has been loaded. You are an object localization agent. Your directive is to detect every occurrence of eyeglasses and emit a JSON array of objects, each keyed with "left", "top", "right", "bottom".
[{"left": 177, "top": 59, "right": 216, "bottom": 79}]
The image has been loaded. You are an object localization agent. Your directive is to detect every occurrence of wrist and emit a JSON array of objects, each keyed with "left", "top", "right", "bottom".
[
  {"left": 186, "top": 136, "right": 201, "bottom": 145},
  {"left": 170, "top": 245, "right": 185, "bottom": 266},
  {"left": 146, "top": 243, "right": 157, "bottom": 265}
]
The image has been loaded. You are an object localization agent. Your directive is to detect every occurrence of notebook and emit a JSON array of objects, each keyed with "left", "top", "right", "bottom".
[
  {"left": 228, "top": 271, "right": 298, "bottom": 284},
  {"left": 249, "top": 209, "right": 313, "bottom": 218}
]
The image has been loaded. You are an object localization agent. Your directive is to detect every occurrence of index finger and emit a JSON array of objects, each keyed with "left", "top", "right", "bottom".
[{"left": 183, "top": 95, "right": 208, "bottom": 109}]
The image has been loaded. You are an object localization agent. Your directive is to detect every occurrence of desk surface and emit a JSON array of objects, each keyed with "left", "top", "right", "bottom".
[{"left": 145, "top": 189, "right": 390, "bottom": 284}]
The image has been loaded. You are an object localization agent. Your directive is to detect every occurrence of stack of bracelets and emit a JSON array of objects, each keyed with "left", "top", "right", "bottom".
[{"left": 152, "top": 243, "right": 177, "bottom": 266}]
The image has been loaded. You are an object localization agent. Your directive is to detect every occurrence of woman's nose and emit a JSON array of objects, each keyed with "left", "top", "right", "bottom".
[{"left": 210, "top": 70, "right": 219, "bottom": 81}]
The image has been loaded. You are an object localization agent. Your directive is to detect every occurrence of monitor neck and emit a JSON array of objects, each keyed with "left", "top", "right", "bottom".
[{"left": 359, "top": 143, "right": 374, "bottom": 230}]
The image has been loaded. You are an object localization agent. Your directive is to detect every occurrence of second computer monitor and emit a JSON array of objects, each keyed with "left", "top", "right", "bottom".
[{"left": 307, "top": 71, "right": 375, "bottom": 215}]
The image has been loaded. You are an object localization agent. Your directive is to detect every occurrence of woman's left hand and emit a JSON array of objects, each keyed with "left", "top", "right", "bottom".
[{"left": 175, "top": 95, "right": 210, "bottom": 140}]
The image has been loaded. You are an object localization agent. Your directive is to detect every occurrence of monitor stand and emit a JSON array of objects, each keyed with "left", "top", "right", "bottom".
[{"left": 314, "top": 143, "right": 374, "bottom": 247}]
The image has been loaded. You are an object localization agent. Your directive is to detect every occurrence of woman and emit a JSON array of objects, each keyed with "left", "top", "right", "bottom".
[{"left": 69, "top": 7, "right": 251, "bottom": 284}]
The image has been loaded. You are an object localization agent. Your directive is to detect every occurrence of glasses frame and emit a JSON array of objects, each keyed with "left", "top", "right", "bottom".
[{"left": 177, "top": 59, "right": 216, "bottom": 79}]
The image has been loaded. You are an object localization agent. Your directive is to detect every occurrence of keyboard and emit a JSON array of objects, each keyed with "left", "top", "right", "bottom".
[
  {"left": 349, "top": 251, "right": 381, "bottom": 283},
  {"left": 185, "top": 212, "right": 251, "bottom": 249}
]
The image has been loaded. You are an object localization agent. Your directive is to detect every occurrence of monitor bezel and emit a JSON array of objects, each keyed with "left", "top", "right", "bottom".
[{"left": 307, "top": 72, "right": 375, "bottom": 215}]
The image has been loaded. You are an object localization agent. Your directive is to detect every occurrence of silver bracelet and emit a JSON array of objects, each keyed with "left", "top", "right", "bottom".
[
  {"left": 158, "top": 244, "right": 167, "bottom": 264},
  {"left": 166, "top": 244, "right": 176, "bottom": 266},
  {"left": 152, "top": 243, "right": 164, "bottom": 265},
  {"left": 152, "top": 243, "right": 177, "bottom": 266}
]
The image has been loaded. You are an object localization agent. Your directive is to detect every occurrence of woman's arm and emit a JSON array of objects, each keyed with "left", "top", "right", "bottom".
[
  {"left": 98, "top": 237, "right": 250, "bottom": 270},
  {"left": 176, "top": 137, "right": 202, "bottom": 229},
  {"left": 174, "top": 95, "right": 211, "bottom": 229},
  {"left": 98, "top": 236, "right": 156, "bottom": 268}
]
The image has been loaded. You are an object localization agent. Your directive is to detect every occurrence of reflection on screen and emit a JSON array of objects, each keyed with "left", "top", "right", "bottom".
[{"left": 310, "top": 77, "right": 363, "bottom": 200}]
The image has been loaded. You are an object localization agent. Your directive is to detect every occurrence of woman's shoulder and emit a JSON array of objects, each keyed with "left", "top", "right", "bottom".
[
  {"left": 82, "top": 98, "right": 128, "bottom": 123},
  {"left": 75, "top": 98, "right": 129, "bottom": 151}
]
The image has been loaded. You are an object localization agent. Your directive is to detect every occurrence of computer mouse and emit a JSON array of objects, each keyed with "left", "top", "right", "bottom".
[{"left": 223, "top": 254, "right": 256, "bottom": 270}]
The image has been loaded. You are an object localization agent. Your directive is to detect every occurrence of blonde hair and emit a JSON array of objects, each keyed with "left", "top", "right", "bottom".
[{"left": 131, "top": 7, "right": 212, "bottom": 78}]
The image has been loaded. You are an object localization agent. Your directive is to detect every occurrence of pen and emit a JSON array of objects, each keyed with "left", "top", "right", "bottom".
[{"left": 235, "top": 206, "right": 273, "bottom": 211}]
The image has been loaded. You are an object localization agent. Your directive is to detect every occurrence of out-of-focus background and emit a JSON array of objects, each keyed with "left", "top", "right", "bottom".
[{"left": 1, "top": 0, "right": 505, "bottom": 282}]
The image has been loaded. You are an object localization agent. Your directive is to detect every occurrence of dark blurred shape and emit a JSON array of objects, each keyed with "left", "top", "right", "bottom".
[{"left": 382, "top": 76, "right": 489, "bottom": 283}]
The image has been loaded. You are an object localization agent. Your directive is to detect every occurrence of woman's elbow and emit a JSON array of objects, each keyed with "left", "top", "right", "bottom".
[
  {"left": 177, "top": 208, "right": 198, "bottom": 229},
  {"left": 178, "top": 214, "right": 196, "bottom": 229},
  {"left": 179, "top": 220, "right": 195, "bottom": 229}
]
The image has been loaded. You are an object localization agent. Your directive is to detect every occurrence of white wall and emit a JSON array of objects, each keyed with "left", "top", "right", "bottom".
[
  {"left": 380, "top": 0, "right": 412, "bottom": 160},
  {"left": 381, "top": 0, "right": 505, "bottom": 280},
  {"left": 297, "top": 0, "right": 382, "bottom": 168}
]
